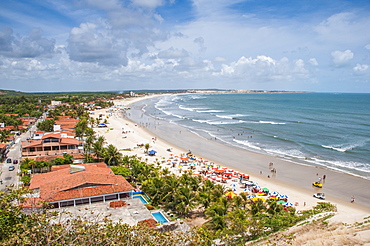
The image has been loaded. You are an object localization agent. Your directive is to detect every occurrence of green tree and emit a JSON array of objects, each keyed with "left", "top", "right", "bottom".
[
  {"left": 110, "top": 166, "right": 131, "bottom": 177},
  {"left": 103, "top": 144, "right": 122, "bottom": 166},
  {"left": 144, "top": 143, "right": 150, "bottom": 153},
  {"left": 0, "top": 129, "right": 10, "bottom": 142},
  {"left": 92, "top": 136, "right": 105, "bottom": 161},
  {"left": 37, "top": 119, "right": 55, "bottom": 132}
]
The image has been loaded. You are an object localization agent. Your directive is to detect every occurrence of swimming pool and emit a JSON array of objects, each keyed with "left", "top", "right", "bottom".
[
  {"left": 152, "top": 211, "right": 169, "bottom": 224},
  {"left": 133, "top": 195, "right": 148, "bottom": 204}
]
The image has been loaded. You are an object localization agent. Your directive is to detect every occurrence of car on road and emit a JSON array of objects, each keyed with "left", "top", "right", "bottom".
[
  {"left": 13, "top": 159, "right": 18, "bottom": 164},
  {"left": 6, "top": 158, "right": 12, "bottom": 163},
  {"left": 8, "top": 166, "right": 15, "bottom": 171}
]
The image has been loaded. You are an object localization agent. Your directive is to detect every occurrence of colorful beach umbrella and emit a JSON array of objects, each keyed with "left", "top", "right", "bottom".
[
  {"left": 270, "top": 191, "right": 279, "bottom": 197},
  {"left": 225, "top": 191, "right": 237, "bottom": 198},
  {"left": 284, "top": 202, "right": 293, "bottom": 207},
  {"left": 230, "top": 183, "right": 237, "bottom": 187}
]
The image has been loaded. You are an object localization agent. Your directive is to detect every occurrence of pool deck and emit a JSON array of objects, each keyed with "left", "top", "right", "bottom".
[{"left": 51, "top": 198, "right": 153, "bottom": 226}]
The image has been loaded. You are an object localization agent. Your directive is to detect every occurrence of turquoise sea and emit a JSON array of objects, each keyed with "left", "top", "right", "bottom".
[{"left": 136, "top": 93, "right": 370, "bottom": 179}]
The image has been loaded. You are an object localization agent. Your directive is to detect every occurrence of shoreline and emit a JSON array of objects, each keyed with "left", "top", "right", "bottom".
[{"left": 95, "top": 94, "right": 370, "bottom": 224}]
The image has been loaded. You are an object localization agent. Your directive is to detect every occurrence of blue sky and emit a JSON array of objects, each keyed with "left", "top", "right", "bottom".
[{"left": 0, "top": 0, "right": 370, "bottom": 92}]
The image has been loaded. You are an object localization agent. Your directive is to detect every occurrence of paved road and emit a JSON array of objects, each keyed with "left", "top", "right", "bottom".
[{"left": 0, "top": 124, "right": 37, "bottom": 192}]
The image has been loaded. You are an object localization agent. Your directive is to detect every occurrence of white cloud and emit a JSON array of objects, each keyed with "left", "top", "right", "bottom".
[
  {"left": 67, "top": 22, "right": 127, "bottom": 66},
  {"left": 213, "top": 57, "right": 227, "bottom": 63},
  {"left": 331, "top": 50, "right": 354, "bottom": 67},
  {"left": 157, "top": 47, "right": 190, "bottom": 59},
  {"left": 213, "top": 55, "right": 309, "bottom": 82},
  {"left": 365, "top": 44, "right": 370, "bottom": 50},
  {"left": 309, "top": 58, "right": 319, "bottom": 66},
  {"left": 353, "top": 64, "right": 369, "bottom": 74},
  {"left": 0, "top": 27, "right": 55, "bottom": 58},
  {"left": 131, "top": 0, "right": 164, "bottom": 9}
]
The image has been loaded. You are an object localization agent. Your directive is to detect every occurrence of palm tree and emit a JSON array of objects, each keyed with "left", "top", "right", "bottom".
[
  {"left": 141, "top": 177, "right": 165, "bottom": 205},
  {"left": 197, "top": 190, "right": 213, "bottom": 210},
  {"left": 93, "top": 136, "right": 105, "bottom": 161},
  {"left": 205, "top": 199, "right": 229, "bottom": 230},
  {"left": 172, "top": 185, "right": 197, "bottom": 216},
  {"left": 144, "top": 143, "right": 150, "bottom": 154},
  {"left": 103, "top": 144, "right": 122, "bottom": 166}
]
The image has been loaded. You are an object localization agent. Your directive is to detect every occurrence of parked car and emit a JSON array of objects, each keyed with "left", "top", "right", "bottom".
[
  {"left": 13, "top": 159, "right": 18, "bottom": 164},
  {"left": 8, "top": 166, "right": 15, "bottom": 171},
  {"left": 6, "top": 158, "right": 12, "bottom": 163}
]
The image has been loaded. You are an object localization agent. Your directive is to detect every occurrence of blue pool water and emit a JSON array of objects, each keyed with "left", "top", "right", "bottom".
[
  {"left": 133, "top": 195, "right": 148, "bottom": 204},
  {"left": 152, "top": 212, "right": 169, "bottom": 224}
]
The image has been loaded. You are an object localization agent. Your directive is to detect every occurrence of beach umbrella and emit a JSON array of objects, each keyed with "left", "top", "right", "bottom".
[
  {"left": 243, "top": 188, "right": 250, "bottom": 192},
  {"left": 280, "top": 194, "right": 289, "bottom": 199},
  {"left": 224, "top": 172, "right": 232, "bottom": 176},
  {"left": 188, "top": 163, "right": 197, "bottom": 166},
  {"left": 247, "top": 195, "right": 255, "bottom": 199},
  {"left": 262, "top": 188, "right": 269, "bottom": 192},
  {"left": 253, "top": 185, "right": 261, "bottom": 189},
  {"left": 148, "top": 150, "right": 157, "bottom": 154},
  {"left": 284, "top": 202, "right": 293, "bottom": 207},
  {"left": 230, "top": 183, "right": 237, "bottom": 187},
  {"left": 277, "top": 200, "right": 286, "bottom": 204},
  {"left": 225, "top": 191, "right": 237, "bottom": 198},
  {"left": 270, "top": 191, "right": 279, "bottom": 197},
  {"left": 222, "top": 177, "right": 229, "bottom": 180}
]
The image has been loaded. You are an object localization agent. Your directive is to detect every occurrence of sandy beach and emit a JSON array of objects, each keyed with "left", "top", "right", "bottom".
[{"left": 94, "top": 94, "right": 370, "bottom": 224}]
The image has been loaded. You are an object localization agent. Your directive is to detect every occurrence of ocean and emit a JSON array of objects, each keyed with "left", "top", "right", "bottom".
[{"left": 133, "top": 93, "right": 370, "bottom": 179}]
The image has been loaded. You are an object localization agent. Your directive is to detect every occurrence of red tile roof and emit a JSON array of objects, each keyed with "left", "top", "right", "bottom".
[
  {"left": 22, "top": 140, "right": 43, "bottom": 148},
  {"left": 41, "top": 133, "right": 61, "bottom": 139},
  {"left": 60, "top": 138, "right": 80, "bottom": 145},
  {"left": 29, "top": 163, "right": 133, "bottom": 202}
]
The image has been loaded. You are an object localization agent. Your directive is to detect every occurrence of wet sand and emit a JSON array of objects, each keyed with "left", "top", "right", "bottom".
[{"left": 126, "top": 96, "right": 370, "bottom": 213}]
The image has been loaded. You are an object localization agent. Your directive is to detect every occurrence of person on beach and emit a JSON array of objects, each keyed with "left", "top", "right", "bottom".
[{"left": 351, "top": 196, "right": 355, "bottom": 203}]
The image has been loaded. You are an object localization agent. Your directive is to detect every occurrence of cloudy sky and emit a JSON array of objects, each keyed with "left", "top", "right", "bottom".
[{"left": 1, "top": 0, "right": 370, "bottom": 92}]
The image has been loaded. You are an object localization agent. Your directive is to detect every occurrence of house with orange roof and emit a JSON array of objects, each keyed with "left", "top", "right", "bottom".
[
  {"left": 22, "top": 133, "right": 82, "bottom": 157},
  {"left": 0, "top": 143, "right": 9, "bottom": 158},
  {"left": 27, "top": 163, "right": 134, "bottom": 208}
]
